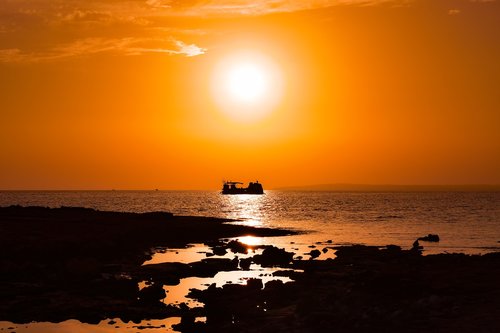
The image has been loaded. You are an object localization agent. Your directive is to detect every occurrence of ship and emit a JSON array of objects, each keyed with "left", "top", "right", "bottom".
[{"left": 221, "top": 181, "right": 264, "bottom": 195}]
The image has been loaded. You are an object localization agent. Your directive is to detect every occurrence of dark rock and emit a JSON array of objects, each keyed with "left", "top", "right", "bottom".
[
  {"left": 239, "top": 257, "right": 252, "bottom": 270},
  {"left": 309, "top": 249, "right": 321, "bottom": 259},
  {"left": 227, "top": 240, "right": 249, "bottom": 254},
  {"left": 138, "top": 283, "right": 166, "bottom": 304},
  {"left": 412, "top": 240, "right": 423, "bottom": 253},
  {"left": 246, "top": 278, "right": 263, "bottom": 290},
  {"left": 212, "top": 246, "right": 228, "bottom": 256},
  {"left": 385, "top": 245, "right": 402, "bottom": 251},
  {"left": 190, "top": 258, "right": 239, "bottom": 277},
  {"left": 253, "top": 246, "right": 295, "bottom": 267},
  {"left": 418, "top": 234, "right": 440, "bottom": 242}
]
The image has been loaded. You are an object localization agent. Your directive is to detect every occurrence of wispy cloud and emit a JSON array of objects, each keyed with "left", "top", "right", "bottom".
[
  {"left": 0, "top": 0, "right": 497, "bottom": 63},
  {"left": 127, "top": 40, "right": 206, "bottom": 57},
  {"left": 0, "top": 38, "right": 206, "bottom": 63},
  {"left": 172, "top": 40, "right": 206, "bottom": 57},
  {"left": 160, "top": 0, "right": 402, "bottom": 16}
]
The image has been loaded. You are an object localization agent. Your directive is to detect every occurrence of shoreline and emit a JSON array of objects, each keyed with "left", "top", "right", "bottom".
[{"left": 1, "top": 206, "right": 499, "bottom": 332}]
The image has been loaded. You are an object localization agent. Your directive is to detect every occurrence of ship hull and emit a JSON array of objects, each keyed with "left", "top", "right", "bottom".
[
  {"left": 221, "top": 181, "right": 264, "bottom": 195},
  {"left": 221, "top": 188, "right": 264, "bottom": 195}
]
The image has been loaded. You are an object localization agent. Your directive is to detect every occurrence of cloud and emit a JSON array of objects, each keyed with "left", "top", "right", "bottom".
[
  {"left": 0, "top": 38, "right": 206, "bottom": 63},
  {"left": 146, "top": 0, "right": 173, "bottom": 9},
  {"left": 0, "top": 48, "right": 26, "bottom": 62},
  {"left": 0, "top": 0, "right": 496, "bottom": 63},
  {"left": 173, "top": 40, "right": 206, "bottom": 56},
  {"left": 127, "top": 39, "right": 206, "bottom": 57},
  {"left": 160, "top": 0, "right": 395, "bottom": 16}
]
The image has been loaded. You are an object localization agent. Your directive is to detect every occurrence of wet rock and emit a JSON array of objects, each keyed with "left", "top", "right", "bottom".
[
  {"left": 418, "top": 234, "right": 440, "bottom": 242},
  {"left": 227, "top": 240, "right": 248, "bottom": 254},
  {"left": 412, "top": 240, "right": 423, "bottom": 253},
  {"left": 385, "top": 245, "right": 402, "bottom": 251},
  {"left": 239, "top": 257, "right": 252, "bottom": 270},
  {"left": 309, "top": 249, "right": 321, "bottom": 259},
  {"left": 138, "top": 283, "right": 166, "bottom": 304},
  {"left": 138, "top": 262, "right": 190, "bottom": 285},
  {"left": 253, "top": 246, "right": 295, "bottom": 267},
  {"left": 172, "top": 313, "right": 205, "bottom": 333},
  {"left": 334, "top": 245, "right": 382, "bottom": 262},
  {"left": 212, "top": 246, "right": 227, "bottom": 256},
  {"left": 246, "top": 278, "right": 263, "bottom": 290},
  {"left": 190, "top": 258, "right": 239, "bottom": 277}
]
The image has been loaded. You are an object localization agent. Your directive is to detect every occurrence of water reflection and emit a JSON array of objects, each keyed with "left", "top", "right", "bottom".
[
  {"left": 3, "top": 191, "right": 498, "bottom": 254},
  {"left": 220, "top": 194, "right": 267, "bottom": 227},
  {"left": 237, "top": 235, "right": 265, "bottom": 246},
  {"left": 0, "top": 318, "right": 181, "bottom": 333}
]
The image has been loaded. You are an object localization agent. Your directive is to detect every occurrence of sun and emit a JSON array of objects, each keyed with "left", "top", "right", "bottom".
[
  {"left": 211, "top": 51, "right": 284, "bottom": 123},
  {"left": 226, "top": 63, "right": 268, "bottom": 103}
]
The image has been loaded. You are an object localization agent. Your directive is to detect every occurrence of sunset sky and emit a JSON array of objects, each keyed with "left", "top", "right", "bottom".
[{"left": 1, "top": 0, "right": 499, "bottom": 190}]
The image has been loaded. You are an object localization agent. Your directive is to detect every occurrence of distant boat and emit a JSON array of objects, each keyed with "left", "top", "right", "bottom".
[{"left": 222, "top": 181, "right": 264, "bottom": 195}]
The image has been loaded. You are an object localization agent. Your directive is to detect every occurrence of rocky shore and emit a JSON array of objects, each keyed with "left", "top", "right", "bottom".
[
  {"left": 0, "top": 206, "right": 294, "bottom": 324},
  {"left": 1, "top": 206, "right": 500, "bottom": 332}
]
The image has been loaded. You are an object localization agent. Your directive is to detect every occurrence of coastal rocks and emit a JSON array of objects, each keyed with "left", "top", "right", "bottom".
[
  {"left": 138, "top": 258, "right": 241, "bottom": 283},
  {"left": 239, "top": 257, "right": 253, "bottom": 270},
  {"left": 185, "top": 245, "right": 500, "bottom": 333},
  {"left": 418, "top": 234, "right": 440, "bottom": 242},
  {"left": 137, "top": 262, "right": 191, "bottom": 285},
  {"left": 172, "top": 313, "right": 205, "bottom": 333},
  {"left": 253, "top": 246, "right": 295, "bottom": 267},
  {"left": 227, "top": 240, "right": 250, "bottom": 254},
  {"left": 0, "top": 206, "right": 296, "bottom": 326},
  {"left": 138, "top": 283, "right": 166, "bottom": 304},
  {"left": 190, "top": 258, "right": 239, "bottom": 277},
  {"left": 211, "top": 246, "right": 227, "bottom": 256},
  {"left": 309, "top": 249, "right": 321, "bottom": 259},
  {"left": 412, "top": 240, "right": 423, "bottom": 253}
]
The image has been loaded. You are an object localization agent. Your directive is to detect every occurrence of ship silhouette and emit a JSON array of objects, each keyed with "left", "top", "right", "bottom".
[{"left": 221, "top": 181, "right": 264, "bottom": 195}]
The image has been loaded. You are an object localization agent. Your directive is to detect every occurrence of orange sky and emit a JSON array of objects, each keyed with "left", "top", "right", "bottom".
[{"left": 1, "top": 0, "right": 499, "bottom": 190}]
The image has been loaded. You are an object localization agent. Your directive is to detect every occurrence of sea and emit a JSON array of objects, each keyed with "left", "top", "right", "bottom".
[
  {"left": 1, "top": 190, "right": 499, "bottom": 254},
  {"left": 1, "top": 190, "right": 499, "bottom": 332}
]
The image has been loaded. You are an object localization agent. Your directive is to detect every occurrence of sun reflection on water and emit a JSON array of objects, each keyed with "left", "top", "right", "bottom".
[
  {"left": 237, "top": 235, "right": 264, "bottom": 246},
  {"left": 220, "top": 194, "right": 267, "bottom": 227}
]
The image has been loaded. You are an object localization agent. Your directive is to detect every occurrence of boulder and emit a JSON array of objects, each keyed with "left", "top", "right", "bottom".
[
  {"left": 253, "top": 246, "right": 294, "bottom": 266},
  {"left": 309, "top": 249, "right": 321, "bottom": 259},
  {"left": 138, "top": 283, "right": 166, "bottom": 304},
  {"left": 418, "top": 234, "right": 440, "bottom": 242}
]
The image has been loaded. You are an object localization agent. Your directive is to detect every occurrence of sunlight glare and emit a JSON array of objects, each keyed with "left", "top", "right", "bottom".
[
  {"left": 211, "top": 51, "right": 284, "bottom": 123},
  {"left": 226, "top": 64, "right": 268, "bottom": 103},
  {"left": 238, "top": 235, "right": 264, "bottom": 246}
]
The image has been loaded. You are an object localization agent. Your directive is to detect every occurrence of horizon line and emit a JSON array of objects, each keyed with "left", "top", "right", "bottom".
[{"left": 1, "top": 183, "right": 500, "bottom": 192}]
